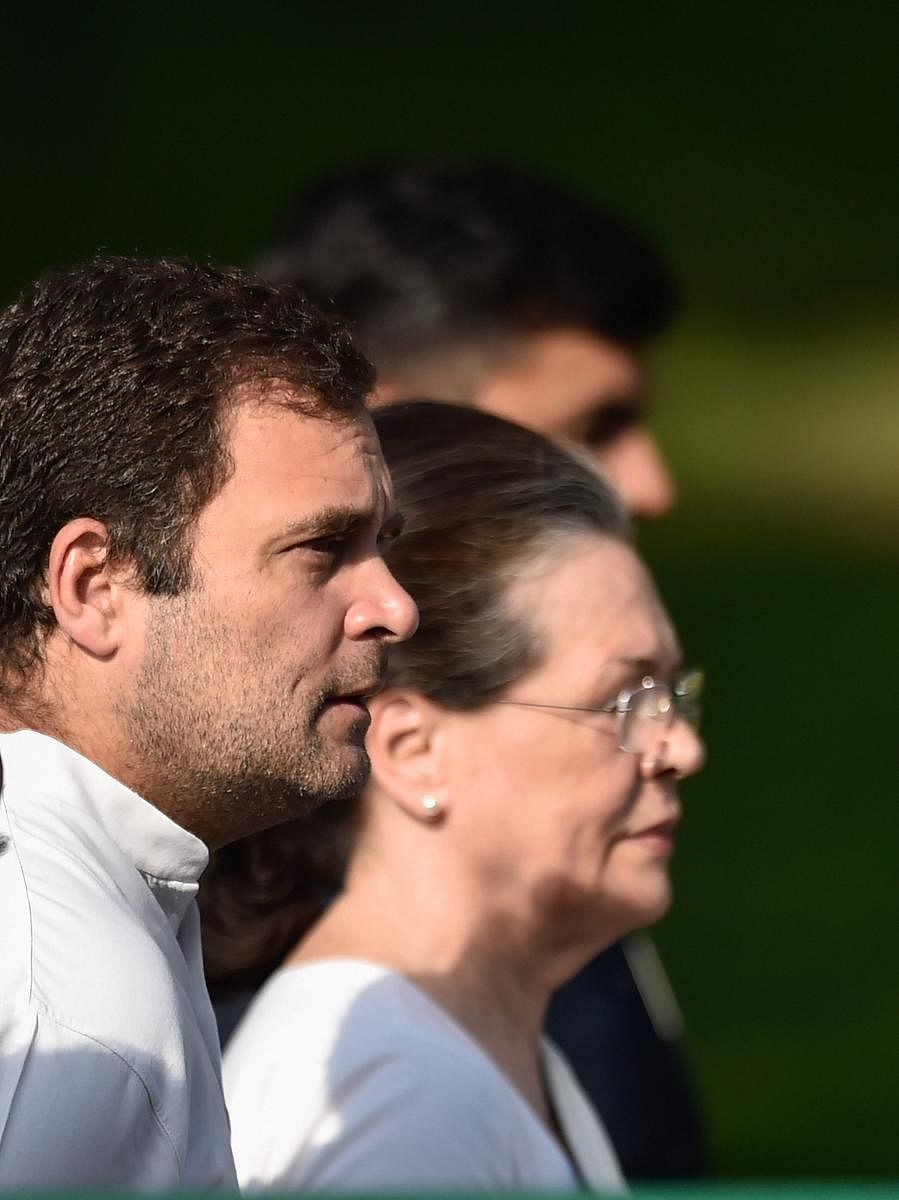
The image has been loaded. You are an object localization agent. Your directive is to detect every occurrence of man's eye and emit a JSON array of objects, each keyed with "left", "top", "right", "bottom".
[
  {"left": 584, "top": 403, "right": 640, "bottom": 448},
  {"left": 303, "top": 536, "right": 347, "bottom": 561}
]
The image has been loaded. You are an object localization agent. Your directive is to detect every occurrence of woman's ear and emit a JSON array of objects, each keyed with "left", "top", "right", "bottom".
[
  {"left": 366, "top": 689, "right": 451, "bottom": 823},
  {"left": 46, "top": 518, "right": 126, "bottom": 657}
]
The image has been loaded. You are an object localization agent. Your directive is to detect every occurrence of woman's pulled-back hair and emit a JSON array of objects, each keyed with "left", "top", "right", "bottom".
[
  {"left": 200, "top": 401, "right": 629, "bottom": 995},
  {"left": 374, "top": 401, "right": 629, "bottom": 707}
]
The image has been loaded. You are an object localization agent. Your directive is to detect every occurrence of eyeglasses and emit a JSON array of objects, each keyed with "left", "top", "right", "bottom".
[{"left": 494, "top": 668, "right": 703, "bottom": 756}]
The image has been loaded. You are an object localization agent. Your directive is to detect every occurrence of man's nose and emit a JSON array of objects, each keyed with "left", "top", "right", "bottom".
[
  {"left": 344, "top": 559, "right": 419, "bottom": 644},
  {"left": 597, "top": 429, "right": 676, "bottom": 520}
]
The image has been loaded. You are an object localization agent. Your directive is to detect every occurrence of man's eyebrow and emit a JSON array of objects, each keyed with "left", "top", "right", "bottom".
[
  {"left": 271, "top": 503, "right": 404, "bottom": 544},
  {"left": 596, "top": 386, "right": 646, "bottom": 411},
  {"left": 271, "top": 505, "right": 377, "bottom": 542}
]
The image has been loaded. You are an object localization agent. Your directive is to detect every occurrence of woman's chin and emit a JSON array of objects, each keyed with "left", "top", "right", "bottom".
[{"left": 608, "top": 877, "right": 674, "bottom": 937}]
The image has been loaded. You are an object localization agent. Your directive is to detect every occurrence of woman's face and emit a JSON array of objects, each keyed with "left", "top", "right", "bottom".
[{"left": 443, "top": 534, "right": 705, "bottom": 950}]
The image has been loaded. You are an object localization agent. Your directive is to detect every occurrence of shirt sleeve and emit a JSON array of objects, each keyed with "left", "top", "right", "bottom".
[
  {"left": 0, "top": 1010, "right": 181, "bottom": 1190},
  {"left": 233, "top": 1043, "right": 517, "bottom": 1192}
]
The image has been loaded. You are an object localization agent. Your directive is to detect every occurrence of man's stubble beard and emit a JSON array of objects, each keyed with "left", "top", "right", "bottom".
[{"left": 121, "top": 594, "right": 373, "bottom": 846}]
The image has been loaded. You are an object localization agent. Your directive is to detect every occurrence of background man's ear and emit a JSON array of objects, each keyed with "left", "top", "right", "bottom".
[
  {"left": 47, "top": 518, "right": 125, "bottom": 657},
  {"left": 365, "top": 689, "right": 451, "bottom": 822}
]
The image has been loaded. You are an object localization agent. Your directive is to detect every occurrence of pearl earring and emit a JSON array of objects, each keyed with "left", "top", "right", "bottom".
[{"left": 421, "top": 794, "right": 442, "bottom": 819}]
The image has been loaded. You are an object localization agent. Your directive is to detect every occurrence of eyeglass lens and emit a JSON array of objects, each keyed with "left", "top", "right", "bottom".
[
  {"left": 620, "top": 685, "right": 674, "bottom": 754},
  {"left": 619, "top": 674, "right": 703, "bottom": 755}
]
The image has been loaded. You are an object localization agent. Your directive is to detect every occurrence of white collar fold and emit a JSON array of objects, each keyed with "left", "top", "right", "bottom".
[{"left": 0, "top": 730, "right": 209, "bottom": 902}]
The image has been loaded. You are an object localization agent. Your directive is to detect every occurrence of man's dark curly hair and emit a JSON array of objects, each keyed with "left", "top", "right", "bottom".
[
  {"left": 256, "top": 159, "right": 677, "bottom": 373},
  {"left": 0, "top": 256, "right": 373, "bottom": 698}
]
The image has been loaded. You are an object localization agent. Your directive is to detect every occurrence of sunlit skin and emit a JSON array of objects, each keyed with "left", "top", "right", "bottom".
[
  {"left": 292, "top": 533, "right": 704, "bottom": 1128},
  {"left": 476, "top": 328, "right": 676, "bottom": 519},
  {"left": 376, "top": 327, "right": 676, "bottom": 519},
  {"left": 445, "top": 536, "right": 703, "bottom": 947},
  {"left": 37, "top": 394, "right": 419, "bottom": 847}
]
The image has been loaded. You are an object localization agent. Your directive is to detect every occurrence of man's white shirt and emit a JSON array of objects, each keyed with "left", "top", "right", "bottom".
[{"left": 0, "top": 730, "right": 237, "bottom": 1190}]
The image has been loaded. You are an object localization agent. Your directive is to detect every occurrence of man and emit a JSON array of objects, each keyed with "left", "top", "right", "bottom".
[
  {"left": 254, "top": 160, "right": 704, "bottom": 1178},
  {"left": 0, "top": 257, "right": 417, "bottom": 1188},
  {"left": 257, "top": 159, "right": 676, "bottom": 521}
]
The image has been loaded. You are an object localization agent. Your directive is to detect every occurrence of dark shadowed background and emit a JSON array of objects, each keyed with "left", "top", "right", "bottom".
[{"left": 2, "top": 2, "right": 896, "bottom": 1177}]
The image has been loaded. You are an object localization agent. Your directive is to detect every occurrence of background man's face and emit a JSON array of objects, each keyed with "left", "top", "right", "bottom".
[
  {"left": 474, "top": 327, "right": 676, "bottom": 519},
  {"left": 123, "top": 396, "right": 418, "bottom": 846}
]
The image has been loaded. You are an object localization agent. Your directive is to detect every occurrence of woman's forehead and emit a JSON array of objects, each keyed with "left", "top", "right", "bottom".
[{"left": 512, "top": 536, "right": 678, "bottom": 678}]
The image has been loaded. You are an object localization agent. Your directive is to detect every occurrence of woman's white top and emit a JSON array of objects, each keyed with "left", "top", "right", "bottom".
[{"left": 224, "top": 958, "right": 626, "bottom": 1193}]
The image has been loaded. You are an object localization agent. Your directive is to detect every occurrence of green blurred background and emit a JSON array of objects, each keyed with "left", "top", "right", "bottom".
[{"left": 2, "top": 2, "right": 896, "bottom": 1178}]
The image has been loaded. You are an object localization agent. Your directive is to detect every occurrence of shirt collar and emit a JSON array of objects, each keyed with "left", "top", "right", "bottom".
[{"left": 4, "top": 731, "right": 209, "bottom": 919}]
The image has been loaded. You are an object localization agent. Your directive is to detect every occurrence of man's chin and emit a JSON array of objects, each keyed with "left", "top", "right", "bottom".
[
  {"left": 319, "top": 738, "right": 371, "bottom": 797},
  {"left": 215, "top": 749, "right": 369, "bottom": 844},
  {"left": 318, "top": 698, "right": 372, "bottom": 738},
  {"left": 298, "top": 726, "right": 372, "bottom": 803}
]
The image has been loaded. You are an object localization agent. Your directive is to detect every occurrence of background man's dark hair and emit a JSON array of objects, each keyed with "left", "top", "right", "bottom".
[
  {"left": 256, "top": 159, "right": 678, "bottom": 375},
  {"left": 0, "top": 256, "right": 373, "bottom": 699}
]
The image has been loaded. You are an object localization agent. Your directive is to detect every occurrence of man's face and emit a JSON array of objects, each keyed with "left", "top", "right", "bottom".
[
  {"left": 123, "top": 396, "right": 418, "bottom": 846},
  {"left": 474, "top": 327, "right": 676, "bottom": 519}
]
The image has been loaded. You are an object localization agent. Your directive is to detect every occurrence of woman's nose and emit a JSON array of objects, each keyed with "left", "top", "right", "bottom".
[
  {"left": 665, "top": 718, "right": 706, "bottom": 778},
  {"left": 639, "top": 719, "right": 706, "bottom": 779}
]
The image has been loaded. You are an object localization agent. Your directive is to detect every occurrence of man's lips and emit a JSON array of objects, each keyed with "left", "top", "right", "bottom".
[{"left": 326, "top": 679, "right": 386, "bottom": 706}]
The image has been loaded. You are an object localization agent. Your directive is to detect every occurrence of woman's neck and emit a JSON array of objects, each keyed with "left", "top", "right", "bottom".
[{"left": 288, "top": 850, "right": 557, "bottom": 1121}]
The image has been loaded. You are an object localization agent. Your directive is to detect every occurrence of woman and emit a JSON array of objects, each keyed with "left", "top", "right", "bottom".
[{"left": 204, "top": 401, "right": 705, "bottom": 1192}]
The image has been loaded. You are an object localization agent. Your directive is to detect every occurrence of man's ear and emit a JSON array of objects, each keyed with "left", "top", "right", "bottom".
[
  {"left": 366, "top": 689, "right": 451, "bottom": 822},
  {"left": 46, "top": 518, "right": 128, "bottom": 657}
]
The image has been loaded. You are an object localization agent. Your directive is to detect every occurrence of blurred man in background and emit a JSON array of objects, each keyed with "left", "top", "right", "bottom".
[
  {"left": 257, "top": 160, "right": 676, "bottom": 522},
  {"left": 254, "top": 159, "right": 705, "bottom": 1178}
]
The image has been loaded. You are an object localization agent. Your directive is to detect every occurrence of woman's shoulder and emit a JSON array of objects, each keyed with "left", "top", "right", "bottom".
[
  {"left": 223, "top": 960, "right": 535, "bottom": 1191},
  {"left": 225, "top": 958, "right": 508, "bottom": 1086}
]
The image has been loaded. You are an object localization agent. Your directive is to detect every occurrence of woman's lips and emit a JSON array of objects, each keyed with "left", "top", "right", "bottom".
[{"left": 626, "top": 816, "right": 680, "bottom": 855}]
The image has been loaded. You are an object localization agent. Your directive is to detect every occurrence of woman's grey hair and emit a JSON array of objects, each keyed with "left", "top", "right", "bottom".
[{"left": 374, "top": 400, "right": 630, "bottom": 708}]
